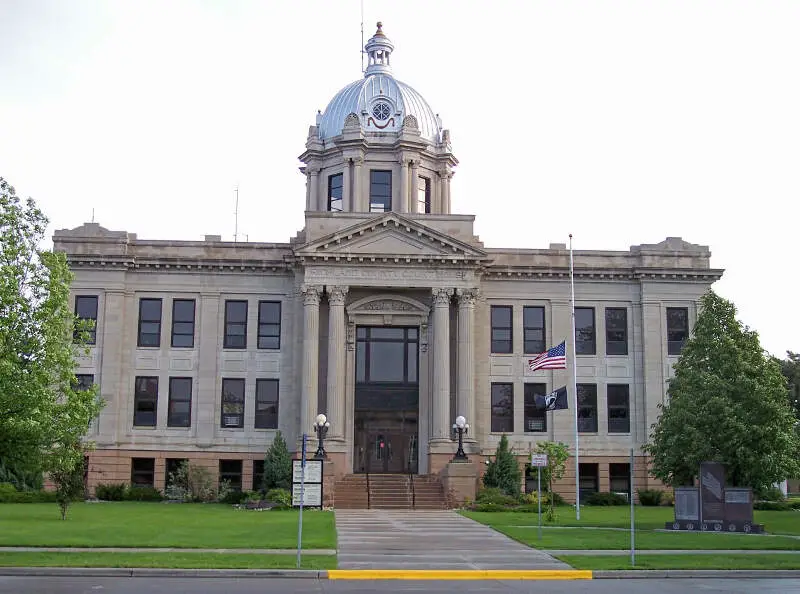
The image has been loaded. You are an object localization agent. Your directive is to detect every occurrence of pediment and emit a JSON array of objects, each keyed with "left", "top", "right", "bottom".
[{"left": 295, "top": 213, "right": 487, "bottom": 262}]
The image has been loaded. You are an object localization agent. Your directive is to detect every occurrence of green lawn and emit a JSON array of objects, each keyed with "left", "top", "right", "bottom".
[
  {"left": 0, "top": 552, "right": 335, "bottom": 569},
  {"left": 0, "top": 503, "right": 336, "bottom": 549},
  {"left": 558, "top": 554, "right": 800, "bottom": 571},
  {"left": 463, "top": 507, "right": 800, "bottom": 535}
]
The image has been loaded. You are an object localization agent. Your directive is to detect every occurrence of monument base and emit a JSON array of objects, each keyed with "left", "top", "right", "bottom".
[{"left": 664, "top": 520, "right": 764, "bottom": 534}]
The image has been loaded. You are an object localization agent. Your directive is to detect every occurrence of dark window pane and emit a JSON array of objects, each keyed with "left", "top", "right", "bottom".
[
  {"left": 575, "top": 308, "right": 596, "bottom": 355},
  {"left": 578, "top": 463, "right": 599, "bottom": 500},
  {"left": 407, "top": 342, "right": 417, "bottom": 383},
  {"left": 165, "top": 458, "right": 187, "bottom": 488},
  {"left": 74, "top": 296, "right": 98, "bottom": 344},
  {"left": 356, "top": 342, "right": 366, "bottom": 383},
  {"left": 524, "top": 383, "right": 547, "bottom": 432},
  {"left": 605, "top": 308, "right": 627, "bottom": 356},
  {"left": 219, "top": 460, "right": 243, "bottom": 491},
  {"left": 667, "top": 307, "right": 689, "bottom": 355},
  {"left": 490, "top": 306, "right": 513, "bottom": 354},
  {"left": 328, "top": 173, "right": 343, "bottom": 211},
  {"left": 133, "top": 376, "right": 158, "bottom": 427},
  {"left": 224, "top": 300, "right": 248, "bottom": 349},
  {"left": 131, "top": 458, "right": 155, "bottom": 487},
  {"left": 370, "top": 327, "right": 404, "bottom": 340},
  {"left": 607, "top": 384, "right": 630, "bottom": 433},
  {"left": 75, "top": 374, "right": 94, "bottom": 391},
  {"left": 369, "top": 170, "right": 392, "bottom": 212},
  {"left": 609, "top": 463, "right": 631, "bottom": 496},
  {"left": 577, "top": 383, "right": 597, "bottom": 433},
  {"left": 417, "top": 177, "right": 431, "bottom": 213},
  {"left": 221, "top": 378, "right": 245, "bottom": 428},
  {"left": 137, "top": 299, "right": 162, "bottom": 348},
  {"left": 253, "top": 460, "right": 265, "bottom": 492},
  {"left": 258, "top": 301, "right": 281, "bottom": 350},
  {"left": 491, "top": 383, "right": 514, "bottom": 433},
  {"left": 368, "top": 342, "right": 405, "bottom": 382},
  {"left": 168, "top": 377, "right": 192, "bottom": 427},
  {"left": 255, "top": 379, "right": 279, "bottom": 429},
  {"left": 523, "top": 306, "right": 545, "bottom": 354},
  {"left": 171, "top": 299, "right": 195, "bottom": 348}
]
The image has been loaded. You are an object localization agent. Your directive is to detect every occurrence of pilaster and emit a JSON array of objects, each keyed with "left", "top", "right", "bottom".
[
  {"left": 309, "top": 167, "right": 320, "bottom": 211},
  {"left": 326, "top": 285, "right": 349, "bottom": 440},
  {"left": 410, "top": 161, "right": 420, "bottom": 213},
  {"left": 399, "top": 158, "right": 410, "bottom": 213},
  {"left": 352, "top": 158, "right": 364, "bottom": 212}
]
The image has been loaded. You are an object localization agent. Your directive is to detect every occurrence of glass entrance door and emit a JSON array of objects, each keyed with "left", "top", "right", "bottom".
[{"left": 354, "top": 410, "right": 418, "bottom": 474}]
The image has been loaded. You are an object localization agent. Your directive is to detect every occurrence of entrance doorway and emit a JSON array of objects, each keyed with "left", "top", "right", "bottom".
[{"left": 353, "top": 326, "right": 419, "bottom": 474}]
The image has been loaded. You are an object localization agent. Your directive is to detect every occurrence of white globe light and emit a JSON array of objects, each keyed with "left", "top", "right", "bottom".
[
  {"left": 455, "top": 415, "right": 466, "bottom": 429},
  {"left": 316, "top": 413, "right": 327, "bottom": 426}
]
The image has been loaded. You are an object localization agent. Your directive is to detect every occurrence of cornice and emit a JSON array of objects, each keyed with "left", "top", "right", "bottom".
[
  {"left": 65, "top": 255, "right": 292, "bottom": 275},
  {"left": 482, "top": 266, "right": 724, "bottom": 282}
]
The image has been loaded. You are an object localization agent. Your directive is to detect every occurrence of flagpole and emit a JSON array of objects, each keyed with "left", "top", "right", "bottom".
[{"left": 569, "top": 233, "right": 580, "bottom": 521}]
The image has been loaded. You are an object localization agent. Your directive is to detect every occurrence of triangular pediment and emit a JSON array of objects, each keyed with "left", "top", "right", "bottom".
[{"left": 295, "top": 214, "right": 487, "bottom": 262}]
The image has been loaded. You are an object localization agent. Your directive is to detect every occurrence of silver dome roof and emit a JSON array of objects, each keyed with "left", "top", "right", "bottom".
[{"left": 317, "top": 23, "right": 442, "bottom": 143}]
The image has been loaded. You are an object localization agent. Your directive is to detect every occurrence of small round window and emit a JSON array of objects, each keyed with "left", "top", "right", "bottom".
[{"left": 372, "top": 102, "right": 391, "bottom": 121}]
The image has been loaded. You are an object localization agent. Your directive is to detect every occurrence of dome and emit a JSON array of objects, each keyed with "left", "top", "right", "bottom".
[{"left": 317, "top": 23, "right": 442, "bottom": 143}]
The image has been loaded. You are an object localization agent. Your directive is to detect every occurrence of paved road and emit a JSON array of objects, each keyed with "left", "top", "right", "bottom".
[
  {"left": 335, "top": 510, "right": 569, "bottom": 569},
  {"left": 1, "top": 577, "right": 799, "bottom": 594}
]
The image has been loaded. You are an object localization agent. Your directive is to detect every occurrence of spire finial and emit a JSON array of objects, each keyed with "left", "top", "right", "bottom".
[{"left": 375, "top": 22, "right": 384, "bottom": 35}]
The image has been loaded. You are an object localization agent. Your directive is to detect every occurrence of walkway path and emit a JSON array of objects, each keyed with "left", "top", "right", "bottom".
[{"left": 334, "top": 509, "right": 570, "bottom": 570}]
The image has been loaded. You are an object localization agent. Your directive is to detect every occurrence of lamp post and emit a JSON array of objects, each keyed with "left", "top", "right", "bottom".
[
  {"left": 313, "top": 413, "right": 330, "bottom": 460},
  {"left": 451, "top": 415, "right": 469, "bottom": 461}
]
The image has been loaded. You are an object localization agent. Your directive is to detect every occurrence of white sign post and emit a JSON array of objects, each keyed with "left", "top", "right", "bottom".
[{"left": 530, "top": 454, "right": 549, "bottom": 540}]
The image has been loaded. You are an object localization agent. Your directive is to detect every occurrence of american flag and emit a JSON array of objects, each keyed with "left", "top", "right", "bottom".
[{"left": 528, "top": 341, "right": 567, "bottom": 372}]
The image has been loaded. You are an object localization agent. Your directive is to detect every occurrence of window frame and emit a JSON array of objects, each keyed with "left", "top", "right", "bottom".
[
  {"left": 219, "top": 459, "right": 243, "bottom": 492},
  {"left": 417, "top": 176, "right": 431, "bottom": 213},
  {"left": 577, "top": 383, "right": 598, "bottom": 433},
  {"left": 220, "top": 378, "right": 245, "bottom": 429},
  {"left": 369, "top": 170, "right": 392, "bottom": 213},
  {"left": 328, "top": 172, "right": 343, "bottom": 212},
  {"left": 257, "top": 301, "right": 281, "bottom": 350},
  {"left": 131, "top": 457, "right": 155, "bottom": 488},
  {"left": 252, "top": 460, "right": 265, "bottom": 492},
  {"left": 170, "top": 299, "right": 196, "bottom": 348},
  {"left": 74, "top": 374, "right": 94, "bottom": 392},
  {"left": 355, "top": 326, "right": 419, "bottom": 385},
  {"left": 605, "top": 307, "right": 628, "bottom": 356},
  {"left": 523, "top": 383, "right": 547, "bottom": 433},
  {"left": 490, "top": 382, "right": 514, "bottom": 433},
  {"left": 137, "top": 298, "right": 163, "bottom": 348},
  {"left": 74, "top": 295, "right": 99, "bottom": 344},
  {"left": 224, "top": 300, "right": 248, "bottom": 350},
  {"left": 574, "top": 307, "right": 596, "bottom": 355},
  {"left": 133, "top": 376, "right": 158, "bottom": 428},
  {"left": 667, "top": 307, "right": 689, "bottom": 356},
  {"left": 607, "top": 383, "right": 630, "bottom": 433},
  {"left": 167, "top": 377, "right": 192, "bottom": 428},
  {"left": 490, "top": 305, "right": 513, "bottom": 354},
  {"left": 609, "top": 463, "right": 631, "bottom": 497},
  {"left": 522, "top": 306, "right": 546, "bottom": 354},
  {"left": 165, "top": 458, "right": 187, "bottom": 489},
  {"left": 255, "top": 378, "right": 279, "bottom": 429}
]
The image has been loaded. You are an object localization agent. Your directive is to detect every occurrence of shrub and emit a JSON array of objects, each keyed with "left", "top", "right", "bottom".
[
  {"left": 124, "top": 486, "right": 163, "bottom": 502},
  {"left": 637, "top": 489, "right": 664, "bottom": 506},
  {"left": 547, "top": 492, "right": 565, "bottom": 506},
  {"left": 789, "top": 500, "right": 800, "bottom": 510},
  {"left": 0, "top": 462, "right": 43, "bottom": 491},
  {"left": 471, "top": 502, "right": 507, "bottom": 512},
  {"left": 476, "top": 487, "right": 518, "bottom": 507},
  {"left": 0, "top": 483, "right": 16, "bottom": 498},
  {"left": 220, "top": 488, "right": 247, "bottom": 505},
  {"left": 661, "top": 490, "right": 675, "bottom": 506},
  {"left": 0, "top": 485, "right": 58, "bottom": 503},
  {"left": 753, "top": 500, "right": 791, "bottom": 511},
  {"left": 263, "top": 432, "right": 292, "bottom": 491},
  {"left": 756, "top": 486, "right": 786, "bottom": 502},
  {"left": 95, "top": 483, "right": 127, "bottom": 501},
  {"left": 585, "top": 491, "right": 628, "bottom": 506},
  {"left": 265, "top": 488, "right": 292, "bottom": 508},
  {"left": 482, "top": 435, "right": 522, "bottom": 498},
  {"left": 167, "top": 462, "right": 217, "bottom": 502}
]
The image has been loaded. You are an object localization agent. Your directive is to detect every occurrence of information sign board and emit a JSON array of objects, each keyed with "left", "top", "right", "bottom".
[{"left": 530, "top": 454, "right": 548, "bottom": 467}]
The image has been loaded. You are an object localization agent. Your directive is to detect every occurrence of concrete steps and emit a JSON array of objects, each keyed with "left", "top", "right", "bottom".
[
  {"left": 332, "top": 474, "right": 448, "bottom": 510},
  {"left": 333, "top": 475, "right": 369, "bottom": 509},
  {"left": 369, "top": 474, "right": 411, "bottom": 509}
]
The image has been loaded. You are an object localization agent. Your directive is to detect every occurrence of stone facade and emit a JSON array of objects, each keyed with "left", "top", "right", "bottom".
[{"left": 53, "top": 24, "right": 723, "bottom": 501}]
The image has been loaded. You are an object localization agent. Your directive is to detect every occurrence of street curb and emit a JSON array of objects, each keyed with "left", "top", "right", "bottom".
[
  {"left": 593, "top": 570, "right": 800, "bottom": 579},
  {"left": 0, "top": 567, "right": 328, "bottom": 579},
  {"left": 327, "top": 570, "right": 592, "bottom": 580}
]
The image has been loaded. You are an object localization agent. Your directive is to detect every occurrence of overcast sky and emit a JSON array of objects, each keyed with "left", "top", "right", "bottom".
[{"left": 1, "top": 0, "right": 797, "bottom": 357}]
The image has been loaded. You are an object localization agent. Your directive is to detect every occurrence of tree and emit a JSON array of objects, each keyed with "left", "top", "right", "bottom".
[
  {"left": 644, "top": 290, "right": 800, "bottom": 491},
  {"left": 776, "top": 352, "right": 800, "bottom": 422},
  {"left": 483, "top": 434, "right": 522, "bottom": 498},
  {"left": 51, "top": 446, "right": 86, "bottom": 520},
  {"left": 0, "top": 177, "right": 103, "bottom": 506},
  {"left": 262, "top": 431, "right": 292, "bottom": 491}
]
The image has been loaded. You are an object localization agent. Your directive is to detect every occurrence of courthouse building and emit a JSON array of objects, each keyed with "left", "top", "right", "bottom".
[{"left": 55, "top": 24, "right": 722, "bottom": 503}]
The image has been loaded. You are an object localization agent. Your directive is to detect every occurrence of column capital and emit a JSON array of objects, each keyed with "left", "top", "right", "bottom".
[
  {"left": 456, "top": 288, "right": 480, "bottom": 306},
  {"left": 327, "top": 285, "right": 349, "bottom": 306},
  {"left": 431, "top": 287, "right": 454, "bottom": 306},
  {"left": 301, "top": 284, "right": 323, "bottom": 305},
  {"left": 307, "top": 167, "right": 321, "bottom": 176},
  {"left": 410, "top": 160, "right": 420, "bottom": 171},
  {"left": 399, "top": 157, "right": 411, "bottom": 167}
]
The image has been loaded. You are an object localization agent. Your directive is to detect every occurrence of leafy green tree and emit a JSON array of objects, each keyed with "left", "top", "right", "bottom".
[
  {"left": 51, "top": 446, "right": 86, "bottom": 520},
  {"left": 483, "top": 434, "right": 522, "bottom": 498},
  {"left": 0, "top": 177, "right": 102, "bottom": 508},
  {"left": 263, "top": 431, "right": 292, "bottom": 491},
  {"left": 644, "top": 290, "right": 800, "bottom": 491},
  {"left": 776, "top": 352, "right": 800, "bottom": 421}
]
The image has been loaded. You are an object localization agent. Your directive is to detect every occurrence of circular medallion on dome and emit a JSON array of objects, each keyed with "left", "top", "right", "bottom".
[{"left": 372, "top": 102, "right": 391, "bottom": 121}]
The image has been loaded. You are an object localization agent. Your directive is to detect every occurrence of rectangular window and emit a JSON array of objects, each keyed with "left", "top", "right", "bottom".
[
  {"left": 171, "top": 299, "right": 195, "bottom": 348},
  {"left": 667, "top": 307, "right": 689, "bottom": 355},
  {"left": 417, "top": 176, "right": 431, "bottom": 213},
  {"left": 167, "top": 377, "right": 192, "bottom": 428},
  {"left": 74, "top": 295, "right": 98, "bottom": 344},
  {"left": 74, "top": 374, "right": 94, "bottom": 392},
  {"left": 328, "top": 173, "right": 343, "bottom": 212},
  {"left": 133, "top": 376, "right": 158, "bottom": 427},
  {"left": 369, "top": 170, "right": 392, "bottom": 212},
  {"left": 607, "top": 384, "right": 630, "bottom": 433},
  {"left": 490, "top": 383, "right": 514, "bottom": 433},
  {"left": 605, "top": 308, "right": 628, "bottom": 356},
  {"left": 131, "top": 458, "right": 155, "bottom": 488},
  {"left": 224, "top": 300, "right": 248, "bottom": 349},
  {"left": 219, "top": 460, "right": 243, "bottom": 492},
  {"left": 577, "top": 383, "right": 598, "bottom": 433},
  {"left": 490, "top": 305, "right": 513, "bottom": 354},
  {"left": 137, "top": 298, "right": 162, "bottom": 347},
  {"left": 523, "top": 383, "right": 547, "bottom": 432},
  {"left": 609, "top": 463, "right": 631, "bottom": 498},
  {"left": 165, "top": 458, "right": 187, "bottom": 489},
  {"left": 257, "top": 301, "right": 281, "bottom": 349},
  {"left": 523, "top": 306, "right": 545, "bottom": 354},
  {"left": 578, "top": 463, "right": 599, "bottom": 501},
  {"left": 253, "top": 460, "right": 265, "bottom": 492},
  {"left": 255, "top": 379, "right": 279, "bottom": 429},
  {"left": 221, "top": 378, "right": 245, "bottom": 428},
  {"left": 574, "top": 307, "right": 596, "bottom": 355}
]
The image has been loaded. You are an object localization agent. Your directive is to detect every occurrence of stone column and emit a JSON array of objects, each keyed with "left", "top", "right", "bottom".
[
  {"left": 399, "top": 159, "right": 409, "bottom": 213},
  {"left": 304, "top": 169, "right": 311, "bottom": 211},
  {"left": 352, "top": 158, "right": 363, "bottom": 212},
  {"left": 342, "top": 160, "right": 351, "bottom": 212},
  {"left": 326, "top": 286, "right": 349, "bottom": 440},
  {"left": 431, "top": 288, "right": 454, "bottom": 440},
  {"left": 309, "top": 168, "right": 320, "bottom": 211},
  {"left": 442, "top": 171, "right": 452, "bottom": 214},
  {"left": 457, "top": 288, "right": 478, "bottom": 431},
  {"left": 410, "top": 161, "right": 419, "bottom": 213},
  {"left": 301, "top": 285, "right": 322, "bottom": 437}
]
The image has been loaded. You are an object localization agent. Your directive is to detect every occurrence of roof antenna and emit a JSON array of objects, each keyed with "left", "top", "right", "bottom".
[
  {"left": 90, "top": 208, "right": 95, "bottom": 223},
  {"left": 360, "top": 0, "right": 365, "bottom": 73},
  {"left": 233, "top": 185, "right": 239, "bottom": 242}
]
